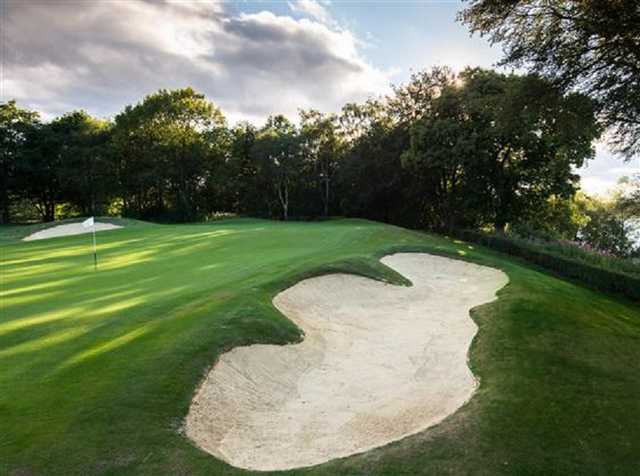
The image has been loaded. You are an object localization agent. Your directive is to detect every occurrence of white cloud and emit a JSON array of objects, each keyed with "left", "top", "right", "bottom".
[
  {"left": 576, "top": 142, "right": 640, "bottom": 196},
  {"left": 4, "top": 0, "right": 392, "bottom": 124},
  {"left": 288, "top": 0, "right": 333, "bottom": 25}
]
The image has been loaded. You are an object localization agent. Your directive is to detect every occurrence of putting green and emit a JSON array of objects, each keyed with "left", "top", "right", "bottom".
[{"left": 1, "top": 218, "right": 639, "bottom": 475}]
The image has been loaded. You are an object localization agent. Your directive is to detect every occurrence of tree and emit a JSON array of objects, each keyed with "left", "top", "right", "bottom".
[
  {"left": 113, "top": 88, "right": 227, "bottom": 221},
  {"left": 397, "top": 68, "right": 600, "bottom": 232},
  {"left": 0, "top": 70, "right": 604, "bottom": 231},
  {"left": 0, "top": 101, "right": 39, "bottom": 223},
  {"left": 511, "top": 193, "right": 591, "bottom": 241},
  {"left": 337, "top": 101, "right": 410, "bottom": 224},
  {"left": 461, "top": 68, "right": 601, "bottom": 231},
  {"left": 581, "top": 199, "right": 636, "bottom": 257},
  {"left": 46, "top": 111, "right": 115, "bottom": 216},
  {"left": 460, "top": 0, "right": 640, "bottom": 156},
  {"left": 614, "top": 175, "right": 640, "bottom": 218},
  {"left": 401, "top": 71, "right": 489, "bottom": 231},
  {"left": 253, "top": 116, "right": 302, "bottom": 220},
  {"left": 388, "top": 66, "right": 456, "bottom": 125},
  {"left": 226, "top": 123, "right": 262, "bottom": 215},
  {"left": 18, "top": 121, "right": 65, "bottom": 222},
  {"left": 300, "top": 110, "right": 341, "bottom": 217}
]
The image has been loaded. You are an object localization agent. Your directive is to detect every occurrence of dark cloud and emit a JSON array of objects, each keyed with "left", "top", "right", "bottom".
[{"left": 3, "top": 0, "right": 390, "bottom": 123}]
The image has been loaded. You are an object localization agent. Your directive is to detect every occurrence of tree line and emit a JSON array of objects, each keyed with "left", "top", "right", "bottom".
[{"left": 1, "top": 67, "right": 603, "bottom": 234}]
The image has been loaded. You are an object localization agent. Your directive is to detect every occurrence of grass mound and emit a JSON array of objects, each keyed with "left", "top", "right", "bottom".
[{"left": 1, "top": 218, "right": 639, "bottom": 475}]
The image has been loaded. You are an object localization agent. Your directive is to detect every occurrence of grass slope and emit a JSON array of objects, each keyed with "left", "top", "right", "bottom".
[{"left": 1, "top": 218, "right": 639, "bottom": 475}]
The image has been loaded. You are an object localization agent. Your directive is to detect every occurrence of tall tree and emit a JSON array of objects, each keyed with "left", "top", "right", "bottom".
[
  {"left": 460, "top": 0, "right": 640, "bottom": 156},
  {"left": 0, "top": 101, "right": 39, "bottom": 223},
  {"left": 401, "top": 68, "right": 600, "bottom": 231},
  {"left": 463, "top": 68, "right": 601, "bottom": 230},
  {"left": 337, "top": 105, "right": 410, "bottom": 224},
  {"left": 48, "top": 111, "right": 115, "bottom": 216},
  {"left": 19, "top": 121, "right": 65, "bottom": 222},
  {"left": 300, "top": 110, "right": 341, "bottom": 217},
  {"left": 402, "top": 79, "right": 489, "bottom": 231},
  {"left": 227, "top": 123, "right": 262, "bottom": 215},
  {"left": 113, "top": 88, "right": 227, "bottom": 221},
  {"left": 253, "top": 116, "right": 302, "bottom": 220}
]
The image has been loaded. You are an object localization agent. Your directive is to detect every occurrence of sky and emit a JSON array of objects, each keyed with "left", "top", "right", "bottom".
[{"left": 3, "top": 0, "right": 638, "bottom": 195}]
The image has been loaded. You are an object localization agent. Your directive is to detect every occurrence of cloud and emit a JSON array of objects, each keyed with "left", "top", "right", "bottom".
[
  {"left": 288, "top": 0, "right": 333, "bottom": 25},
  {"left": 3, "top": 0, "right": 391, "bottom": 124},
  {"left": 577, "top": 142, "right": 640, "bottom": 196}
]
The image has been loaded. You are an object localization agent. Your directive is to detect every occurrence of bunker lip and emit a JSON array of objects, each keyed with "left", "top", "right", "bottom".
[
  {"left": 185, "top": 253, "right": 508, "bottom": 471},
  {"left": 22, "top": 222, "right": 123, "bottom": 241}
]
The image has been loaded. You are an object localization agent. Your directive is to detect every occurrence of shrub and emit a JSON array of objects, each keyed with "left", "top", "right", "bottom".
[{"left": 457, "top": 230, "right": 640, "bottom": 301}]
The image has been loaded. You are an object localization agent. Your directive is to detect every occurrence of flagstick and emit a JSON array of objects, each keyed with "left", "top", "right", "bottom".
[{"left": 92, "top": 226, "right": 98, "bottom": 271}]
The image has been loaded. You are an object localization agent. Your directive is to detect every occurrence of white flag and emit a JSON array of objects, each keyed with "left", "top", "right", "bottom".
[{"left": 82, "top": 216, "right": 95, "bottom": 228}]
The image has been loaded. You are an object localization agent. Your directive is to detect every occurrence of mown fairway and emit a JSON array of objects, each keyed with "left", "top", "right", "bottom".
[{"left": 1, "top": 218, "right": 639, "bottom": 475}]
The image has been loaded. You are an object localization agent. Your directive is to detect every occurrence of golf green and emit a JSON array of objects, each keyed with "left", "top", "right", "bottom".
[{"left": 1, "top": 218, "right": 639, "bottom": 475}]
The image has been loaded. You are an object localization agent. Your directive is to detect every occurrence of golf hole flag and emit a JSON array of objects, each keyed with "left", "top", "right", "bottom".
[{"left": 83, "top": 217, "right": 98, "bottom": 270}]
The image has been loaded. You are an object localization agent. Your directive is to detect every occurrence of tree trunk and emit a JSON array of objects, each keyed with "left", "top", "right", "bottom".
[
  {"left": 323, "top": 177, "right": 329, "bottom": 217},
  {"left": 283, "top": 185, "right": 289, "bottom": 221},
  {"left": 46, "top": 200, "right": 55, "bottom": 222},
  {"left": 494, "top": 187, "right": 512, "bottom": 233},
  {"left": 277, "top": 180, "right": 289, "bottom": 221}
]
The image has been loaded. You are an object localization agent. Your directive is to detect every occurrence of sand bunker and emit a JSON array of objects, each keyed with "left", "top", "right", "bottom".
[
  {"left": 23, "top": 222, "right": 122, "bottom": 241},
  {"left": 185, "top": 253, "right": 507, "bottom": 471}
]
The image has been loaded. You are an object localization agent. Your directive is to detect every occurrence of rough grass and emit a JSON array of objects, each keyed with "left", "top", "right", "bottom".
[{"left": 1, "top": 218, "right": 639, "bottom": 475}]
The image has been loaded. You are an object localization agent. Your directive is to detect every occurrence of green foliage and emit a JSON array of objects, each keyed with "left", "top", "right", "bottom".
[
  {"left": 511, "top": 191, "right": 638, "bottom": 259},
  {"left": 581, "top": 202, "right": 636, "bottom": 257},
  {"left": 112, "top": 88, "right": 228, "bottom": 222},
  {"left": 337, "top": 101, "right": 411, "bottom": 224},
  {"left": 401, "top": 68, "right": 489, "bottom": 230},
  {"left": 511, "top": 193, "right": 591, "bottom": 241},
  {"left": 398, "top": 68, "right": 600, "bottom": 231},
  {"left": 49, "top": 111, "right": 115, "bottom": 217},
  {"left": 251, "top": 115, "right": 303, "bottom": 220},
  {"left": 460, "top": 0, "right": 640, "bottom": 156},
  {"left": 458, "top": 229, "right": 640, "bottom": 300},
  {"left": 0, "top": 69, "right": 601, "bottom": 231},
  {"left": 300, "top": 110, "right": 341, "bottom": 217},
  {"left": 0, "top": 101, "right": 40, "bottom": 223}
]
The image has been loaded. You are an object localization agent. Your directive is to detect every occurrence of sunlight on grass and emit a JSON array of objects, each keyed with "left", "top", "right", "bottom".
[
  {"left": 57, "top": 323, "right": 155, "bottom": 370},
  {"left": 0, "top": 262, "right": 70, "bottom": 280},
  {"left": 199, "top": 263, "right": 222, "bottom": 271},
  {"left": 3, "top": 219, "right": 640, "bottom": 475},
  {"left": 100, "top": 249, "right": 158, "bottom": 270},
  {"left": 0, "top": 278, "right": 80, "bottom": 298},
  {"left": 2, "top": 290, "right": 63, "bottom": 308},
  {"left": 83, "top": 296, "right": 148, "bottom": 318},
  {"left": 0, "top": 326, "right": 88, "bottom": 358},
  {"left": 0, "top": 307, "right": 80, "bottom": 336},
  {"left": 0, "top": 244, "right": 102, "bottom": 266},
  {"left": 165, "top": 229, "right": 238, "bottom": 241},
  {"left": 0, "top": 295, "right": 148, "bottom": 337}
]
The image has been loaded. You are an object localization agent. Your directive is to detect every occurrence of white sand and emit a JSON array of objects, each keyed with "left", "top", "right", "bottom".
[
  {"left": 22, "top": 222, "right": 122, "bottom": 241},
  {"left": 185, "top": 253, "right": 508, "bottom": 471}
]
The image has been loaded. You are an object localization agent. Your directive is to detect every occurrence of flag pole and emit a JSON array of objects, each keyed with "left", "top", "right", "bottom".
[{"left": 82, "top": 216, "right": 97, "bottom": 270}]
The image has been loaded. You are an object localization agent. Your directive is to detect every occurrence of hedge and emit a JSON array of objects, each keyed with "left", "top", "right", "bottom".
[{"left": 456, "top": 229, "right": 640, "bottom": 302}]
